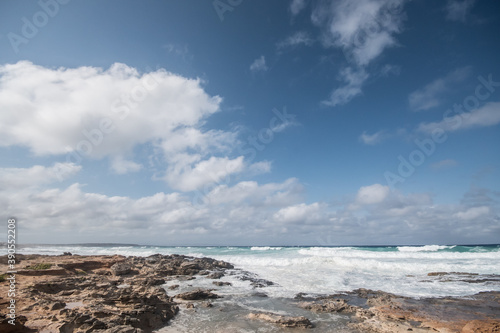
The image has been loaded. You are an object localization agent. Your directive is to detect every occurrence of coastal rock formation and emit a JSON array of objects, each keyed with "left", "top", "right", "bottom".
[
  {"left": 298, "top": 288, "right": 500, "bottom": 333},
  {"left": 174, "top": 289, "right": 220, "bottom": 300},
  {"left": 247, "top": 312, "right": 314, "bottom": 328},
  {"left": 0, "top": 254, "right": 234, "bottom": 332}
]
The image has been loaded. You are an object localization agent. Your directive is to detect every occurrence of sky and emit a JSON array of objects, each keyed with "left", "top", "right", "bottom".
[{"left": 0, "top": 0, "right": 499, "bottom": 246}]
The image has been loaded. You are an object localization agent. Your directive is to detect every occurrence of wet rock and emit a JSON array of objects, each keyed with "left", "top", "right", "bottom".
[
  {"left": 299, "top": 298, "right": 355, "bottom": 313},
  {"left": 110, "top": 262, "right": 132, "bottom": 276},
  {"left": 247, "top": 312, "right": 314, "bottom": 328},
  {"left": 175, "top": 289, "right": 221, "bottom": 300},
  {"left": 207, "top": 271, "right": 224, "bottom": 279},
  {"left": 212, "top": 281, "right": 232, "bottom": 286}
]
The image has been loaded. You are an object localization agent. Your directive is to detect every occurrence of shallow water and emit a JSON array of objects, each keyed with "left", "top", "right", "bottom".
[{"left": 157, "top": 273, "right": 358, "bottom": 333}]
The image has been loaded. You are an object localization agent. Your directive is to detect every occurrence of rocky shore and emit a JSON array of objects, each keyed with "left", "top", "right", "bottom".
[
  {"left": 0, "top": 253, "right": 233, "bottom": 332},
  {"left": 0, "top": 254, "right": 499, "bottom": 332}
]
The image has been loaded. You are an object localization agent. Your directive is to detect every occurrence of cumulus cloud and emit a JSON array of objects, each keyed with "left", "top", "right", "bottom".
[
  {"left": 250, "top": 56, "right": 268, "bottom": 72},
  {"left": 0, "top": 61, "right": 268, "bottom": 192},
  {"left": 0, "top": 163, "right": 80, "bottom": 189},
  {"left": 417, "top": 102, "right": 500, "bottom": 134},
  {"left": 273, "top": 202, "right": 324, "bottom": 225},
  {"left": 1, "top": 167, "right": 498, "bottom": 245},
  {"left": 445, "top": 0, "right": 476, "bottom": 22},
  {"left": 356, "top": 184, "right": 390, "bottom": 205},
  {"left": 409, "top": 67, "right": 472, "bottom": 111},
  {"left": 455, "top": 206, "right": 489, "bottom": 220},
  {"left": 110, "top": 156, "right": 142, "bottom": 174}
]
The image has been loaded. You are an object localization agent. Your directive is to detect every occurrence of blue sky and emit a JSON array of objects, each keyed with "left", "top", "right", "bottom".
[{"left": 0, "top": 0, "right": 499, "bottom": 246}]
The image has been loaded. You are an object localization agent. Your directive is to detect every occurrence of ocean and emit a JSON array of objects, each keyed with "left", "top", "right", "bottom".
[{"left": 15, "top": 244, "right": 500, "bottom": 332}]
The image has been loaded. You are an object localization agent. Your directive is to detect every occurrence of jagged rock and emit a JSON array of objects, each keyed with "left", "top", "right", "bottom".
[
  {"left": 95, "top": 325, "right": 145, "bottom": 333},
  {"left": 110, "top": 262, "right": 132, "bottom": 276},
  {"left": 0, "top": 254, "right": 235, "bottom": 333},
  {"left": 212, "top": 281, "right": 232, "bottom": 286},
  {"left": 299, "top": 298, "right": 354, "bottom": 313},
  {"left": 247, "top": 312, "right": 313, "bottom": 328},
  {"left": 175, "top": 289, "right": 221, "bottom": 300},
  {"left": 207, "top": 271, "right": 224, "bottom": 279},
  {"left": 50, "top": 301, "right": 66, "bottom": 310},
  {"left": 201, "top": 301, "right": 213, "bottom": 308}
]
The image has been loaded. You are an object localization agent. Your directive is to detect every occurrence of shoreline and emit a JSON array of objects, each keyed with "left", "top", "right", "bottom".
[{"left": 1, "top": 254, "right": 499, "bottom": 332}]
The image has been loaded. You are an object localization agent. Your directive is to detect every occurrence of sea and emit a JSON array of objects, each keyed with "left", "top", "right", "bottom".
[{"left": 15, "top": 244, "right": 500, "bottom": 332}]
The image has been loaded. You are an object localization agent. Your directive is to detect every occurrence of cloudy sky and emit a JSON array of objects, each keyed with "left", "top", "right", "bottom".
[{"left": 0, "top": 0, "right": 499, "bottom": 246}]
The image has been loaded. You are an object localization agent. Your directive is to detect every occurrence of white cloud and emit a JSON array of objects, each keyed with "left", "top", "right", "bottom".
[
  {"left": 312, "top": 0, "right": 407, "bottom": 66},
  {"left": 310, "top": 0, "right": 408, "bottom": 107},
  {"left": 0, "top": 61, "right": 272, "bottom": 192},
  {"left": 111, "top": 156, "right": 142, "bottom": 174},
  {"left": 250, "top": 56, "right": 268, "bottom": 72},
  {"left": 359, "top": 130, "right": 386, "bottom": 145},
  {"left": 290, "top": 0, "right": 307, "bottom": 16},
  {"left": 277, "top": 31, "right": 314, "bottom": 50},
  {"left": 273, "top": 202, "right": 321, "bottom": 224},
  {"left": 445, "top": 0, "right": 476, "bottom": 22},
  {"left": 356, "top": 184, "right": 390, "bottom": 205},
  {"left": 409, "top": 67, "right": 472, "bottom": 111},
  {"left": 322, "top": 67, "right": 368, "bottom": 107},
  {"left": 1, "top": 166, "right": 498, "bottom": 245},
  {"left": 0, "top": 61, "right": 221, "bottom": 157},
  {"left": 0, "top": 163, "right": 80, "bottom": 189},
  {"left": 455, "top": 206, "right": 489, "bottom": 220},
  {"left": 417, "top": 102, "right": 500, "bottom": 134},
  {"left": 165, "top": 156, "right": 245, "bottom": 192}
]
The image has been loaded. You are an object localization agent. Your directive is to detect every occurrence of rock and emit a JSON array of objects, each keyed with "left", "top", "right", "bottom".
[
  {"left": 168, "top": 284, "right": 180, "bottom": 290},
  {"left": 251, "top": 292, "right": 268, "bottom": 297},
  {"left": 63, "top": 252, "right": 72, "bottom": 256},
  {"left": 207, "top": 271, "right": 225, "bottom": 279},
  {"left": 95, "top": 325, "right": 145, "bottom": 333},
  {"left": 299, "top": 299, "right": 354, "bottom": 313},
  {"left": 201, "top": 301, "right": 213, "bottom": 308},
  {"left": 50, "top": 301, "right": 66, "bottom": 310},
  {"left": 0, "top": 254, "right": 237, "bottom": 332},
  {"left": 110, "top": 262, "right": 132, "bottom": 276},
  {"left": 247, "top": 312, "right": 313, "bottom": 328},
  {"left": 175, "top": 289, "right": 221, "bottom": 300},
  {"left": 212, "top": 281, "right": 232, "bottom": 286},
  {"left": 461, "top": 319, "right": 500, "bottom": 333},
  {"left": 186, "top": 303, "right": 195, "bottom": 309}
]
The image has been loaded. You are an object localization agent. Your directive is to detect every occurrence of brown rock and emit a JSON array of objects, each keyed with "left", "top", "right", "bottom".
[
  {"left": 247, "top": 312, "right": 313, "bottom": 328},
  {"left": 110, "top": 262, "right": 132, "bottom": 276},
  {"left": 175, "top": 289, "right": 221, "bottom": 300}
]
